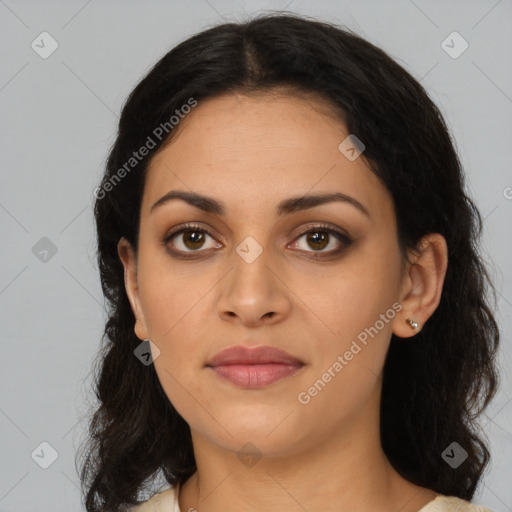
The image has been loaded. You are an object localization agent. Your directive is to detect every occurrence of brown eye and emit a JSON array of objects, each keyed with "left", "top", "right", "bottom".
[
  {"left": 290, "top": 225, "right": 352, "bottom": 254},
  {"left": 181, "top": 229, "right": 206, "bottom": 250},
  {"left": 164, "top": 225, "right": 221, "bottom": 253},
  {"left": 305, "top": 231, "right": 329, "bottom": 251}
]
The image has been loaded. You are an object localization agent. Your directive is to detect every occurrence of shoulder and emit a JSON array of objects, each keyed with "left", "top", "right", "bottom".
[
  {"left": 419, "top": 494, "right": 494, "bottom": 512},
  {"left": 123, "top": 489, "right": 494, "bottom": 512},
  {"left": 122, "top": 485, "right": 179, "bottom": 512}
]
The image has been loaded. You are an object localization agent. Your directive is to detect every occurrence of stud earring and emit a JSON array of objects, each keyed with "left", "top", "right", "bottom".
[{"left": 406, "top": 318, "right": 419, "bottom": 330}]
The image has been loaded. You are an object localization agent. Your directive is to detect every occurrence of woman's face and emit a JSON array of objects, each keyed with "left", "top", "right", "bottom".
[{"left": 120, "top": 91, "right": 410, "bottom": 457}]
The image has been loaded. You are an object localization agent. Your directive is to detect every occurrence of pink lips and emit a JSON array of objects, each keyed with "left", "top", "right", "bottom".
[{"left": 206, "top": 345, "right": 304, "bottom": 389}]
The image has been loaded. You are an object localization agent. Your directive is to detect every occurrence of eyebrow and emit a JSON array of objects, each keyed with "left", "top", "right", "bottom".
[{"left": 150, "top": 190, "right": 370, "bottom": 218}]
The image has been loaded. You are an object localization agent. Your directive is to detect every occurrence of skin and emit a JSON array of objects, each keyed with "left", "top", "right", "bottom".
[{"left": 118, "top": 91, "right": 448, "bottom": 512}]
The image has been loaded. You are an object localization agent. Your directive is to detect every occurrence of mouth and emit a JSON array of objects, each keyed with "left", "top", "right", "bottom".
[{"left": 206, "top": 345, "right": 305, "bottom": 389}]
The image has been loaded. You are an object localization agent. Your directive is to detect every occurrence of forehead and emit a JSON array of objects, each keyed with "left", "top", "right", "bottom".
[{"left": 141, "top": 92, "right": 393, "bottom": 221}]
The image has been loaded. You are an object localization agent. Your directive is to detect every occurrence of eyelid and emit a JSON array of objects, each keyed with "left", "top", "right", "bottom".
[
  {"left": 162, "top": 223, "right": 221, "bottom": 253},
  {"left": 289, "top": 221, "right": 351, "bottom": 242},
  {"left": 163, "top": 222, "right": 220, "bottom": 243}
]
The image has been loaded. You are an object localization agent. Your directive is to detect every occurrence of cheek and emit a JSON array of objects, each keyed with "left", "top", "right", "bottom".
[
  {"left": 138, "top": 257, "right": 214, "bottom": 339},
  {"left": 297, "top": 288, "right": 395, "bottom": 425},
  {"left": 301, "top": 256, "right": 399, "bottom": 345},
  {"left": 298, "top": 245, "right": 401, "bottom": 398},
  {"left": 143, "top": 276, "right": 208, "bottom": 422}
]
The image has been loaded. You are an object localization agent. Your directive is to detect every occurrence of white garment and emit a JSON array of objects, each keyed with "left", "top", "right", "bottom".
[{"left": 127, "top": 485, "right": 494, "bottom": 512}]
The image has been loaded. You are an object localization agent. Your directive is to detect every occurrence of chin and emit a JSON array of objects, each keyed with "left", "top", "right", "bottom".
[{"left": 197, "top": 411, "right": 309, "bottom": 457}]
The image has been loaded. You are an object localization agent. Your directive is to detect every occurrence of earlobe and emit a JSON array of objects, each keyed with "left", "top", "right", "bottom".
[
  {"left": 117, "top": 237, "right": 149, "bottom": 341},
  {"left": 392, "top": 233, "right": 448, "bottom": 339}
]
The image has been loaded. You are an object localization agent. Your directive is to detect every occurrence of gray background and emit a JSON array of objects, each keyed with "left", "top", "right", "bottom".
[{"left": 1, "top": 0, "right": 511, "bottom": 510}]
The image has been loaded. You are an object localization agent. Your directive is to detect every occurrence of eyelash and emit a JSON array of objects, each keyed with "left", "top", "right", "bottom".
[{"left": 162, "top": 222, "right": 353, "bottom": 259}]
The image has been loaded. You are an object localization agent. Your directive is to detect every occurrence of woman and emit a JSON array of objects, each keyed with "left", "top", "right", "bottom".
[{"left": 79, "top": 13, "right": 500, "bottom": 512}]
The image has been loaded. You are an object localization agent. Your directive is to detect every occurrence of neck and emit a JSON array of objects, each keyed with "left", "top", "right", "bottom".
[{"left": 178, "top": 388, "right": 437, "bottom": 512}]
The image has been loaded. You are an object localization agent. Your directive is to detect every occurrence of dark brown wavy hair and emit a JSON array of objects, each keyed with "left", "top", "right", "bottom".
[{"left": 77, "top": 12, "right": 501, "bottom": 511}]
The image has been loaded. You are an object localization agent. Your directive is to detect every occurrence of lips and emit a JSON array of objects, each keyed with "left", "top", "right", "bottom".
[
  {"left": 207, "top": 345, "right": 303, "bottom": 367},
  {"left": 206, "top": 345, "right": 304, "bottom": 389}
]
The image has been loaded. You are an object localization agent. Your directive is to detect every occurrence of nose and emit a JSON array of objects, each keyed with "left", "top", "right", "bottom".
[{"left": 216, "top": 251, "right": 292, "bottom": 328}]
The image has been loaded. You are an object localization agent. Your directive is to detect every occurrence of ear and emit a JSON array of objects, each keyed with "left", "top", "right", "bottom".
[
  {"left": 392, "top": 233, "right": 448, "bottom": 338},
  {"left": 117, "top": 237, "right": 150, "bottom": 341}
]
